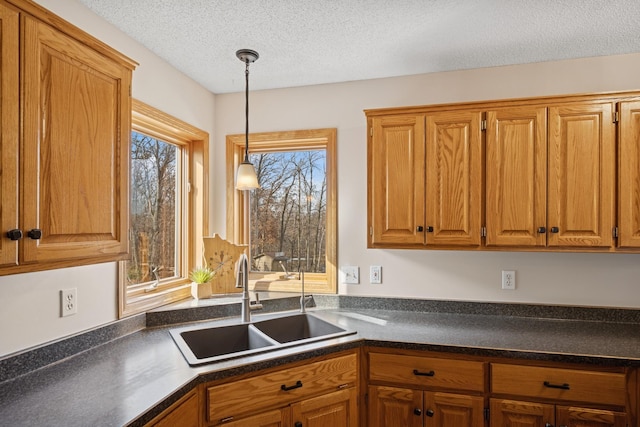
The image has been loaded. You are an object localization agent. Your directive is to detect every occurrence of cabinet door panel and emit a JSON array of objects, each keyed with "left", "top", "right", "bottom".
[
  {"left": 425, "top": 392, "right": 485, "bottom": 427},
  {"left": 220, "top": 409, "right": 286, "bottom": 427},
  {"left": 368, "top": 385, "right": 422, "bottom": 427},
  {"left": 490, "top": 398, "right": 554, "bottom": 427},
  {"left": 0, "top": 2, "right": 19, "bottom": 267},
  {"left": 486, "top": 107, "right": 547, "bottom": 246},
  {"left": 22, "top": 16, "right": 130, "bottom": 263},
  {"left": 618, "top": 100, "right": 640, "bottom": 248},
  {"left": 426, "top": 111, "right": 482, "bottom": 246},
  {"left": 292, "top": 387, "right": 357, "bottom": 427},
  {"left": 548, "top": 103, "right": 615, "bottom": 247},
  {"left": 369, "top": 115, "right": 426, "bottom": 246},
  {"left": 556, "top": 406, "right": 626, "bottom": 427}
]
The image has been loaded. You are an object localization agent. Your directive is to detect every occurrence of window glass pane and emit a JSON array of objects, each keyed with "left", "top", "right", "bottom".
[
  {"left": 126, "top": 131, "right": 178, "bottom": 286},
  {"left": 249, "top": 150, "right": 326, "bottom": 275}
]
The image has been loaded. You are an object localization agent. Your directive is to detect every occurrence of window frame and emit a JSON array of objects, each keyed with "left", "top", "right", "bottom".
[
  {"left": 119, "top": 99, "right": 209, "bottom": 318},
  {"left": 226, "top": 128, "right": 337, "bottom": 294}
]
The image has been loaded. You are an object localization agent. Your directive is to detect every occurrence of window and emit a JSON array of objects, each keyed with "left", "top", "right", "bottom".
[
  {"left": 226, "top": 129, "right": 337, "bottom": 293},
  {"left": 119, "top": 100, "right": 209, "bottom": 317}
]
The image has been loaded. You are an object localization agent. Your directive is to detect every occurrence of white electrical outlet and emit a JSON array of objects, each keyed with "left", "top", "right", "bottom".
[
  {"left": 60, "top": 288, "right": 78, "bottom": 317},
  {"left": 501, "top": 270, "right": 516, "bottom": 290},
  {"left": 341, "top": 266, "right": 359, "bottom": 284},
  {"left": 370, "top": 266, "right": 382, "bottom": 284}
]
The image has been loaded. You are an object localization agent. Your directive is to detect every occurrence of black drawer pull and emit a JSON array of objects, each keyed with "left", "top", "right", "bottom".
[
  {"left": 413, "top": 369, "right": 435, "bottom": 377},
  {"left": 281, "top": 380, "right": 303, "bottom": 391},
  {"left": 543, "top": 381, "right": 570, "bottom": 390}
]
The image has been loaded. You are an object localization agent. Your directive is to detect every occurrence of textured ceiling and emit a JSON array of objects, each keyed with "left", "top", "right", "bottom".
[{"left": 76, "top": 0, "right": 640, "bottom": 94}]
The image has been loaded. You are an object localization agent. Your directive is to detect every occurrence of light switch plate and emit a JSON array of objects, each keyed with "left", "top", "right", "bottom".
[{"left": 341, "top": 266, "right": 359, "bottom": 284}]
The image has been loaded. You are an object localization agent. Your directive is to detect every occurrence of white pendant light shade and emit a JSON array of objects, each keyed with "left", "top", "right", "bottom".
[{"left": 236, "top": 161, "right": 260, "bottom": 190}]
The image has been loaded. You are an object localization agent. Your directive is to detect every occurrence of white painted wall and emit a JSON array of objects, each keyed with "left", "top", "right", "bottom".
[
  {"left": 1, "top": 0, "right": 639, "bottom": 358},
  {"left": 0, "top": 0, "right": 216, "bottom": 357},
  {"left": 214, "top": 53, "right": 640, "bottom": 309}
]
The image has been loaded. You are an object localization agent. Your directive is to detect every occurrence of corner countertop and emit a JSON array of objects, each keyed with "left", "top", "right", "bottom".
[{"left": 1, "top": 302, "right": 639, "bottom": 427}]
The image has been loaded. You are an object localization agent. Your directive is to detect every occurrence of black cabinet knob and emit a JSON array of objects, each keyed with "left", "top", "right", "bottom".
[
  {"left": 6, "top": 229, "right": 23, "bottom": 241},
  {"left": 294, "top": 422, "right": 303, "bottom": 427},
  {"left": 416, "top": 226, "right": 424, "bottom": 232},
  {"left": 27, "top": 229, "right": 42, "bottom": 240},
  {"left": 550, "top": 227, "right": 559, "bottom": 233},
  {"left": 426, "top": 226, "right": 434, "bottom": 232},
  {"left": 426, "top": 409, "right": 434, "bottom": 417},
  {"left": 537, "top": 227, "right": 546, "bottom": 233},
  {"left": 413, "top": 408, "right": 422, "bottom": 416}
]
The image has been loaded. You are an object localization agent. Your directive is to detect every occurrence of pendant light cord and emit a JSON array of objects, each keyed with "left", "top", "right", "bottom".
[{"left": 244, "top": 61, "right": 250, "bottom": 163}]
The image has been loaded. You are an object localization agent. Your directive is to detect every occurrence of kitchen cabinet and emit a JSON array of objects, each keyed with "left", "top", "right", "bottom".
[
  {"left": 618, "top": 99, "right": 640, "bottom": 248},
  {"left": 369, "top": 385, "right": 484, "bottom": 427},
  {"left": 368, "top": 110, "right": 482, "bottom": 248},
  {"left": 204, "top": 351, "right": 358, "bottom": 426},
  {"left": 547, "top": 102, "right": 616, "bottom": 248},
  {"left": 367, "top": 91, "right": 640, "bottom": 252},
  {"left": 369, "top": 114, "right": 426, "bottom": 246},
  {"left": 485, "top": 106, "right": 547, "bottom": 247},
  {"left": 367, "top": 350, "right": 486, "bottom": 427},
  {"left": 490, "top": 363, "right": 630, "bottom": 427},
  {"left": 147, "top": 388, "right": 200, "bottom": 427},
  {"left": 0, "top": 0, "right": 135, "bottom": 275}
]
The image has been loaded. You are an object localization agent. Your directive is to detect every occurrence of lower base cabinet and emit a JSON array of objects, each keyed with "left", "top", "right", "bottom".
[
  {"left": 369, "top": 385, "right": 485, "bottom": 427},
  {"left": 205, "top": 351, "right": 358, "bottom": 426},
  {"left": 490, "top": 398, "right": 627, "bottom": 427},
  {"left": 148, "top": 388, "right": 200, "bottom": 427}
]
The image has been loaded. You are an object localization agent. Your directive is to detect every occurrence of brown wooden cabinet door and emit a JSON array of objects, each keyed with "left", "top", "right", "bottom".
[
  {"left": 425, "top": 110, "right": 483, "bottom": 246},
  {"left": 425, "top": 391, "right": 485, "bottom": 427},
  {"left": 618, "top": 100, "right": 640, "bottom": 248},
  {"left": 369, "top": 385, "right": 423, "bottom": 427},
  {"left": 151, "top": 390, "right": 199, "bottom": 427},
  {"left": 490, "top": 398, "right": 554, "bottom": 427},
  {"left": 485, "top": 107, "right": 547, "bottom": 247},
  {"left": 0, "top": 1, "right": 19, "bottom": 267},
  {"left": 220, "top": 409, "right": 286, "bottom": 427},
  {"left": 21, "top": 16, "right": 130, "bottom": 264},
  {"left": 555, "top": 406, "right": 626, "bottom": 427},
  {"left": 292, "top": 387, "right": 358, "bottom": 427},
  {"left": 369, "top": 115, "right": 426, "bottom": 246},
  {"left": 547, "top": 102, "right": 615, "bottom": 248}
]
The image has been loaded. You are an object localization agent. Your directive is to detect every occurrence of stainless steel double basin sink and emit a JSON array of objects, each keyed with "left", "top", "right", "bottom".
[{"left": 170, "top": 312, "right": 356, "bottom": 366}]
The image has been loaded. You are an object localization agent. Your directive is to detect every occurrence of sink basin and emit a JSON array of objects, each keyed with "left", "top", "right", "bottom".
[
  {"left": 170, "top": 323, "right": 279, "bottom": 365},
  {"left": 253, "top": 313, "right": 352, "bottom": 344},
  {"left": 170, "top": 313, "right": 355, "bottom": 366}
]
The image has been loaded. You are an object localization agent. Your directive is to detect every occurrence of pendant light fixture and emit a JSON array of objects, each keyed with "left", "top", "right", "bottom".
[{"left": 235, "top": 48, "right": 260, "bottom": 190}]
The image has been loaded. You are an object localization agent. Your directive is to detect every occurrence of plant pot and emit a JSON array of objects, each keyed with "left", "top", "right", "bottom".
[{"left": 191, "top": 281, "right": 212, "bottom": 299}]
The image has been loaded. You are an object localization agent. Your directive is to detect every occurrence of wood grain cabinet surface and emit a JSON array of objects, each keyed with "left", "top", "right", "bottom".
[
  {"left": 367, "top": 350, "right": 487, "bottom": 427},
  {"left": 366, "top": 91, "right": 640, "bottom": 252},
  {"left": 204, "top": 351, "right": 358, "bottom": 426},
  {"left": 0, "top": 0, "right": 136, "bottom": 275}
]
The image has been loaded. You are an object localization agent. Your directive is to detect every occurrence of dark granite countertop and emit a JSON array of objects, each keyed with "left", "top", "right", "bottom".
[{"left": 1, "top": 298, "right": 639, "bottom": 427}]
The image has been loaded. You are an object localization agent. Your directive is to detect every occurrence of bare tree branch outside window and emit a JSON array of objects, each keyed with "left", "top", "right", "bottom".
[
  {"left": 249, "top": 150, "right": 326, "bottom": 274},
  {"left": 127, "top": 131, "right": 178, "bottom": 285}
]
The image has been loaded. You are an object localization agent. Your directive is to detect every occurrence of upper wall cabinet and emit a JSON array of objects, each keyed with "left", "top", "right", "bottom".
[
  {"left": 366, "top": 91, "right": 640, "bottom": 253},
  {"left": 0, "top": 0, "right": 136, "bottom": 275}
]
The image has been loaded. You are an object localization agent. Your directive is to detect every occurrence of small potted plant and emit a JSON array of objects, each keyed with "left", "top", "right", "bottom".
[{"left": 189, "top": 266, "right": 215, "bottom": 299}]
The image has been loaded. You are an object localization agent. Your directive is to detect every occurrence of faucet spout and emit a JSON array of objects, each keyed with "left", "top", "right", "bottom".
[{"left": 236, "top": 253, "right": 251, "bottom": 322}]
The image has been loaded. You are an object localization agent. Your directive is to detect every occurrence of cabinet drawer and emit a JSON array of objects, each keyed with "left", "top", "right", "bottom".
[
  {"left": 206, "top": 353, "right": 357, "bottom": 424},
  {"left": 491, "top": 363, "right": 627, "bottom": 406},
  {"left": 368, "top": 352, "right": 485, "bottom": 392}
]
